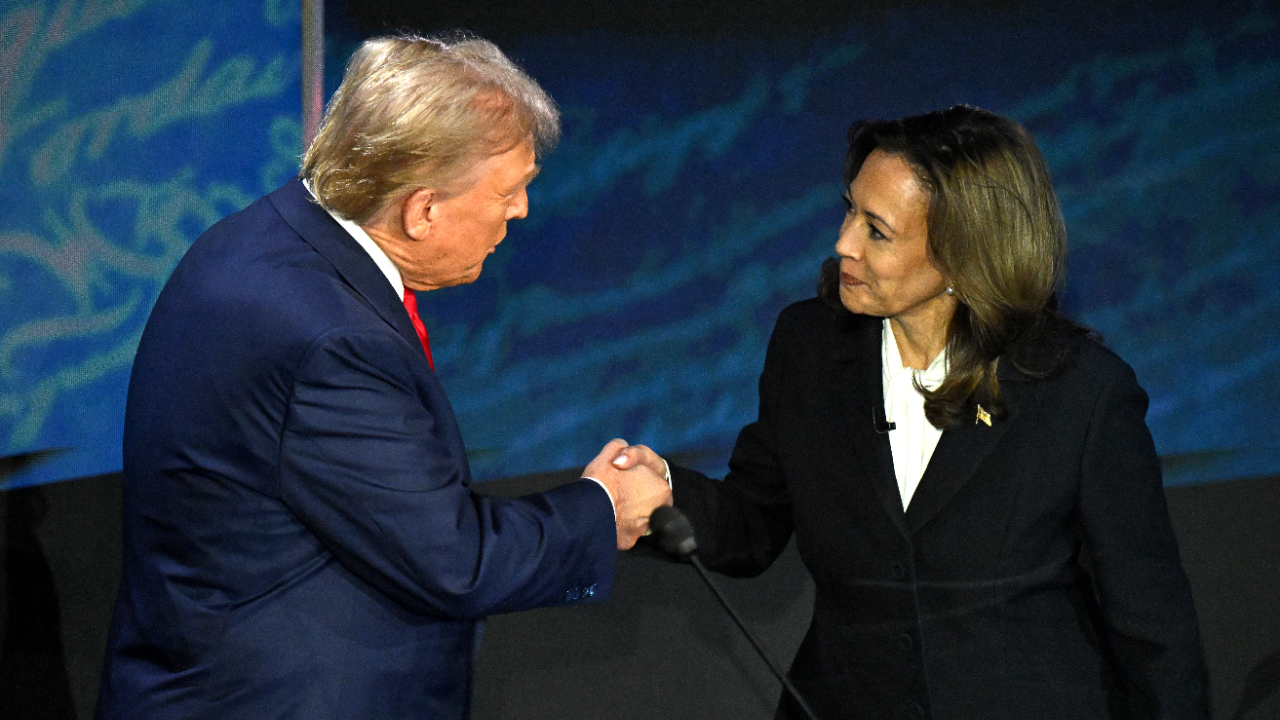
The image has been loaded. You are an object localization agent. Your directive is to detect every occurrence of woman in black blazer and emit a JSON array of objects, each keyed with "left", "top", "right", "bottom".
[{"left": 620, "top": 106, "right": 1208, "bottom": 719}]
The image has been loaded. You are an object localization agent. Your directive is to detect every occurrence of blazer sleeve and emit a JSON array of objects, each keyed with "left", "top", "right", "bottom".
[
  {"left": 1076, "top": 358, "right": 1210, "bottom": 719},
  {"left": 670, "top": 312, "right": 796, "bottom": 578},
  {"left": 277, "top": 326, "right": 617, "bottom": 620}
]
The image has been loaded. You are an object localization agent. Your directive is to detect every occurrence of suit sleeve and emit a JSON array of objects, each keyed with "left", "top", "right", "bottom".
[
  {"left": 671, "top": 313, "right": 796, "bottom": 578},
  {"left": 277, "top": 327, "right": 616, "bottom": 620},
  {"left": 1076, "top": 360, "right": 1210, "bottom": 719}
]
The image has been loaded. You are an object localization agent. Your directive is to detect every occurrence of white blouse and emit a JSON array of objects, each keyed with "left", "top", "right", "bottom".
[{"left": 881, "top": 319, "right": 948, "bottom": 509}]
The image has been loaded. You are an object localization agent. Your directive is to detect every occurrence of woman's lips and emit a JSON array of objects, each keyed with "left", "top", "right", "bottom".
[{"left": 840, "top": 272, "right": 863, "bottom": 286}]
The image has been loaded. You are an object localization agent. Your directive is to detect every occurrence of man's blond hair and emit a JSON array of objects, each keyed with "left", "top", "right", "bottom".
[{"left": 302, "top": 33, "right": 559, "bottom": 224}]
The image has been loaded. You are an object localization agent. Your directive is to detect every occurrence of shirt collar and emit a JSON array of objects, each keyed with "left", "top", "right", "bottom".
[{"left": 303, "top": 180, "right": 405, "bottom": 301}]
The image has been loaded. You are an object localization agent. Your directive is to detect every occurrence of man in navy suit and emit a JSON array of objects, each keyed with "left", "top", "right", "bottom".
[{"left": 95, "top": 35, "right": 671, "bottom": 720}]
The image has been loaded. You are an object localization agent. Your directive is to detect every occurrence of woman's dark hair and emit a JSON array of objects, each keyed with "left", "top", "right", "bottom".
[{"left": 818, "top": 104, "right": 1090, "bottom": 428}]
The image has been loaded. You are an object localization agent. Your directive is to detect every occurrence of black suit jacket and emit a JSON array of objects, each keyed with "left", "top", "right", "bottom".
[
  {"left": 96, "top": 180, "right": 616, "bottom": 720},
  {"left": 671, "top": 299, "right": 1208, "bottom": 720}
]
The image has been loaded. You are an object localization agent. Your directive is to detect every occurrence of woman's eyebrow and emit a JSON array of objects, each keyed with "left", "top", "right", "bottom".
[{"left": 863, "top": 207, "right": 897, "bottom": 235}]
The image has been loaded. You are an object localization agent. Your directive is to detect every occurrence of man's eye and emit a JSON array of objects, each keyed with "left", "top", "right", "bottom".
[
  {"left": 869, "top": 224, "right": 886, "bottom": 240},
  {"left": 840, "top": 194, "right": 853, "bottom": 210}
]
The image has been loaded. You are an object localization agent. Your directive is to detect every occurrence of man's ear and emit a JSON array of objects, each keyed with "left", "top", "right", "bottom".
[{"left": 401, "top": 188, "right": 437, "bottom": 242}]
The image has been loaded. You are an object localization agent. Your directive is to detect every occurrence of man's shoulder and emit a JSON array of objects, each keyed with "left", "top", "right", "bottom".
[
  {"left": 190, "top": 179, "right": 313, "bottom": 252},
  {"left": 152, "top": 187, "right": 386, "bottom": 363}
]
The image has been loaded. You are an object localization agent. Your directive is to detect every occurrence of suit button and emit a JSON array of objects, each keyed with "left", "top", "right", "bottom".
[
  {"left": 890, "top": 562, "right": 906, "bottom": 580},
  {"left": 897, "top": 633, "right": 913, "bottom": 650}
]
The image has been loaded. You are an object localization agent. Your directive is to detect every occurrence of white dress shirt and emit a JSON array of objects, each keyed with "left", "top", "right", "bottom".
[{"left": 882, "top": 318, "right": 948, "bottom": 509}]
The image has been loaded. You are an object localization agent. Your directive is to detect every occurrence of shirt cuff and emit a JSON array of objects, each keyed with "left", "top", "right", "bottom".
[{"left": 581, "top": 477, "right": 616, "bottom": 520}]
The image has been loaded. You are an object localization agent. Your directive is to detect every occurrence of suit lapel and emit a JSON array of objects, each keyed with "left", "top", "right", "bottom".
[
  {"left": 268, "top": 179, "right": 423, "bottom": 355},
  {"left": 833, "top": 316, "right": 909, "bottom": 535},
  {"left": 904, "top": 365, "right": 1036, "bottom": 533}
]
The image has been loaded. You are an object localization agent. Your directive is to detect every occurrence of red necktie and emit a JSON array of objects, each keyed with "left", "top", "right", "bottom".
[{"left": 401, "top": 289, "right": 434, "bottom": 370}]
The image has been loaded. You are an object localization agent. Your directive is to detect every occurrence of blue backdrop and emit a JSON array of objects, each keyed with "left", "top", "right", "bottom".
[
  {"left": 3, "top": 0, "right": 1278, "bottom": 488},
  {"left": 1, "top": 0, "right": 301, "bottom": 486}
]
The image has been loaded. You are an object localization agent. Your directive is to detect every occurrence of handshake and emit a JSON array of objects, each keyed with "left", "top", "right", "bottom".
[{"left": 583, "top": 438, "right": 673, "bottom": 550}]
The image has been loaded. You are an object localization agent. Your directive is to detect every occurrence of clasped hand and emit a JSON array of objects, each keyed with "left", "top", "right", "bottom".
[{"left": 584, "top": 439, "right": 672, "bottom": 549}]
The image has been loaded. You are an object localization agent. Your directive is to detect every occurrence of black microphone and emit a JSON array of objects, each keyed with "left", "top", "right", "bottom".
[
  {"left": 648, "top": 504, "right": 698, "bottom": 559},
  {"left": 648, "top": 506, "right": 821, "bottom": 720}
]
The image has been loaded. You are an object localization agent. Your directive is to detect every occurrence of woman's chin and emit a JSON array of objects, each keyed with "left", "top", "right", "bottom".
[{"left": 839, "top": 287, "right": 874, "bottom": 316}]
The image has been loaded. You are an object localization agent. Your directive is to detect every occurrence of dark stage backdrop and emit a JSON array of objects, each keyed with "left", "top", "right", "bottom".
[{"left": 3, "top": 0, "right": 1279, "bottom": 490}]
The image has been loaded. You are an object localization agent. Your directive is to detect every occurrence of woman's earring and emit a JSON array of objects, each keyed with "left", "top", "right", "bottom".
[{"left": 945, "top": 285, "right": 955, "bottom": 296}]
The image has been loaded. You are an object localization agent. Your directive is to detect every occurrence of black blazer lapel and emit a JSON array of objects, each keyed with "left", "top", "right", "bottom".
[
  {"left": 268, "top": 179, "right": 423, "bottom": 355},
  {"left": 904, "top": 366, "right": 1038, "bottom": 533},
  {"left": 834, "top": 316, "right": 909, "bottom": 535}
]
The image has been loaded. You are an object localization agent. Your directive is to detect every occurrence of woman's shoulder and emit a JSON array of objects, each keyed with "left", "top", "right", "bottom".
[
  {"left": 1013, "top": 320, "right": 1138, "bottom": 391},
  {"left": 774, "top": 297, "right": 877, "bottom": 337},
  {"left": 1065, "top": 334, "right": 1139, "bottom": 386}
]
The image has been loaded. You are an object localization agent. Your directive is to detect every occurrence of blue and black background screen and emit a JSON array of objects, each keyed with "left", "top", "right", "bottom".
[{"left": 3, "top": 0, "right": 1277, "bottom": 489}]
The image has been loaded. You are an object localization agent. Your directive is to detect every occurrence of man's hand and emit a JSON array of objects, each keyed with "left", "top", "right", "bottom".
[
  {"left": 606, "top": 442, "right": 669, "bottom": 482},
  {"left": 584, "top": 439, "right": 672, "bottom": 550}
]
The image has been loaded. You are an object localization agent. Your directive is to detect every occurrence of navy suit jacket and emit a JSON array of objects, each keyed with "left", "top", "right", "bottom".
[
  {"left": 96, "top": 179, "right": 616, "bottom": 720},
  {"left": 672, "top": 299, "right": 1208, "bottom": 720}
]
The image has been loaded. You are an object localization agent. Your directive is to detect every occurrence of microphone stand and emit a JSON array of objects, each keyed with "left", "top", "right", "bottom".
[
  {"left": 649, "top": 505, "right": 820, "bottom": 720},
  {"left": 687, "top": 555, "right": 822, "bottom": 720}
]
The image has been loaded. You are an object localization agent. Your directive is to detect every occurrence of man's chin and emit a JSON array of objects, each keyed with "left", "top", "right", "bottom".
[{"left": 409, "top": 266, "right": 486, "bottom": 292}]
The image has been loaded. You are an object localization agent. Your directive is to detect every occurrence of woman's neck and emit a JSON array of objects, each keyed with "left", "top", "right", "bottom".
[{"left": 889, "top": 302, "right": 954, "bottom": 370}]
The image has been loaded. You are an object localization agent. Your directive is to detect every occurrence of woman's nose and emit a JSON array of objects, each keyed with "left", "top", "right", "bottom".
[{"left": 835, "top": 221, "right": 862, "bottom": 260}]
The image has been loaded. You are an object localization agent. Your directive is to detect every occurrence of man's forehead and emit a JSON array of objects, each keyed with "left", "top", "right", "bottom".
[{"left": 494, "top": 141, "right": 538, "bottom": 183}]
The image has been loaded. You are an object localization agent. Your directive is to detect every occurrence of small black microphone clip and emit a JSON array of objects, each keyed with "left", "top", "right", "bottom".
[{"left": 872, "top": 407, "right": 896, "bottom": 433}]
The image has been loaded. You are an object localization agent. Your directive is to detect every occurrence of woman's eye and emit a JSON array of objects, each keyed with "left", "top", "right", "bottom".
[
  {"left": 840, "top": 194, "right": 853, "bottom": 211},
  {"left": 868, "top": 224, "right": 886, "bottom": 240}
]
